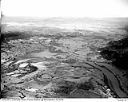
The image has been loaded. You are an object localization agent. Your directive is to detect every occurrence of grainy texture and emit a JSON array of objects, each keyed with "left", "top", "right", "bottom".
[{"left": 1, "top": 18, "right": 128, "bottom": 98}]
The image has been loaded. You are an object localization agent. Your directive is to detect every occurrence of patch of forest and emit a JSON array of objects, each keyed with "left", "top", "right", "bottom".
[{"left": 99, "top": 26, "right": 128, "bottom": 71}]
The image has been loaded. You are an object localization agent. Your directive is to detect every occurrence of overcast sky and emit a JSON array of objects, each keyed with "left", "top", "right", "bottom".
[{"left": 1, "top": 0, "right": 128, "bottom": 18}]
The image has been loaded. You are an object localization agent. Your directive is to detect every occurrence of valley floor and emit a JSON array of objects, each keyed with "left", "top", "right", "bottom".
[{"left": 1, "top": 33, "right": 128, "bottom": 98}]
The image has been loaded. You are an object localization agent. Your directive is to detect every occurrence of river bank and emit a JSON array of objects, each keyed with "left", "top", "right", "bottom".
[{"left": 1, "top": 29, "right": 128, "bottom": 98}]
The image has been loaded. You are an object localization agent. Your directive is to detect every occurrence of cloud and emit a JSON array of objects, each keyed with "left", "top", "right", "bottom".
[{"left": 1, "top": 0, "right": 128, "bottom": 17}]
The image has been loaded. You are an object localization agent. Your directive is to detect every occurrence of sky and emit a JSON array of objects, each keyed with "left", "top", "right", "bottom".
[{"left": 1, "top": 0, "right": 128, "bottom": 18}]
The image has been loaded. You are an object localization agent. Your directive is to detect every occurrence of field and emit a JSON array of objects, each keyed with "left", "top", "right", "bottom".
[{"left": 1, "top": 17, "right": 128, "bottom": 98}]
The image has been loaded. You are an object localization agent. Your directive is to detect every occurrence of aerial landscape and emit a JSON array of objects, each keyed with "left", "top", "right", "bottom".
[{"left": 1, "top": 17, "right": 128, "bottom": 99}]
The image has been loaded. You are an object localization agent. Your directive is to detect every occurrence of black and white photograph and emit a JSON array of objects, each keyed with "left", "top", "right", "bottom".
[{"left": 1, "top": 0, "right": 128, "bottom": 101}]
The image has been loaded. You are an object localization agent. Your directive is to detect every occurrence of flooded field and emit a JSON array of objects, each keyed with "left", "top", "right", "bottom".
[{"left": 1, "top": 17, "right": 128, "bottom": 98}]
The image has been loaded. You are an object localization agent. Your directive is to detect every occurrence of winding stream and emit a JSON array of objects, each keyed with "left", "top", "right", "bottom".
[{"left": 1, "top": 36, "right": 128, "bottom": 98}]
